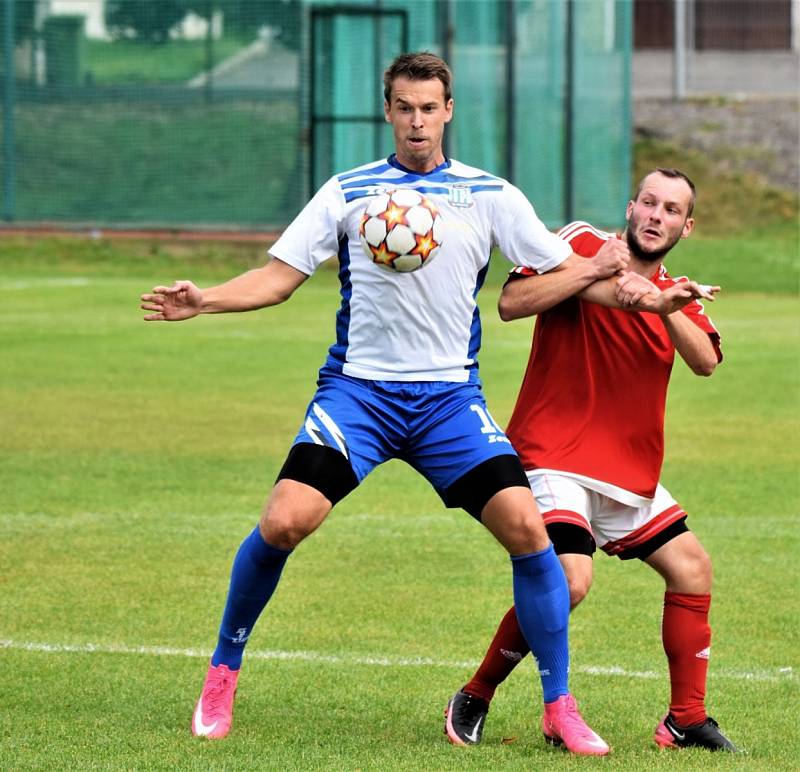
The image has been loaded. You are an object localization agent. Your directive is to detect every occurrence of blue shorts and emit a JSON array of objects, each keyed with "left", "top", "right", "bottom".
[{"left": 291, "top": 372, "right": 515, "bottom": 497}]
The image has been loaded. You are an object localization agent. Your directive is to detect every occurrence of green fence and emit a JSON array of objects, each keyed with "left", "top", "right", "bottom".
[{"left": 0, "top": 0, "right": 631, "bottom": 230}]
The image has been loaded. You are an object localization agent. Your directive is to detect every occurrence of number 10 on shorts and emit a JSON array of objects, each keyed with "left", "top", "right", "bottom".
[{"left": 470, "top": 404, "right": 511, "bottom": 444}]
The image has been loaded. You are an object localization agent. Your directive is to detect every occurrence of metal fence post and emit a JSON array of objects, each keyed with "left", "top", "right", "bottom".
[
  {"left": 673, "top": 0, "right": 687, "bottom": 100},
  {"left": 564, "top": 0, "right": 574, "bottom": 223},
  {"left": 204, "top": 0, "right": 214, "bottom": 104},
  {"left": 3, "top": 0, "right": 15, "bottom": 221},
  {"left": 504, "top": 0, "right": 516, "bottom": 183}
]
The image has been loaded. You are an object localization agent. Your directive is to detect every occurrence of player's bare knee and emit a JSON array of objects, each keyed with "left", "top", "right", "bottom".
[
  {"left": 260, "top": 510, "right": 316, "bottom": 550},
  {"left": 259, "top": 481, "right": 331, "bottom": 550},
  {"left": 567, "top": 574, "right": 592, "bottom": 608},
  {"left": 497, "top": 512, "right": 549, "bottom": 554},
  {"left": 674, "top": 534, "right": 713, "bottom": 591},
  {"left": 687, "top": 549, "right": 713, "bottom": 592}
]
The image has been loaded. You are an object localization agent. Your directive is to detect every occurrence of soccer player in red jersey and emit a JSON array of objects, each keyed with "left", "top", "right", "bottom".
[{"left": 443, "top": 168, "right": 738, "bottom": 752}]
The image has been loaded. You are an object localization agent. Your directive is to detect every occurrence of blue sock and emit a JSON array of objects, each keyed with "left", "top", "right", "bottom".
[
  {"left": 511, "top": 545, "right": 570, "bottom": 703},
  {"left": 211, "top": 526, "right": 292, "bottom": 670}
]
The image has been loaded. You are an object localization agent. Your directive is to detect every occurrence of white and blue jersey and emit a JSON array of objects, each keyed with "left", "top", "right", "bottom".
[{"left": 269, "top": 155, "right": 570, "bottom": 384}]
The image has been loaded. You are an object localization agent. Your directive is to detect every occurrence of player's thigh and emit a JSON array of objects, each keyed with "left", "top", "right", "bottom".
[
  {"left": 286, "top": 374, "right": 399, "bottom": 486},
  {"left": 528, "top": 472, "right": 595, "bottom": 532},
  {"left": 410, "top": 384, "right": 527, "bottom": 518},
  {"left": 595, "top": 484, "right": 689, "bottom": 560},
  {"left": 481, "top": 485, "right": 550, "bottom": 554},
  {"left": 528, "top": 478, "right": 597, "bottom": 606}
]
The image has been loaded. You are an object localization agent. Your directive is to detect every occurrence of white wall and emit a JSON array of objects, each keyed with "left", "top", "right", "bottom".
[{"left": 50, "top": 0, "right": 111, "bottom": 40}]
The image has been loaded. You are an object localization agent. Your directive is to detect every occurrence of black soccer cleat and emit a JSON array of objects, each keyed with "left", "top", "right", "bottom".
[
  {"left": 654, "top": 713, "right": 738, "bottom": 752},
  {"left": 443, "top": 689, "right": 489, "bottom": 746}
]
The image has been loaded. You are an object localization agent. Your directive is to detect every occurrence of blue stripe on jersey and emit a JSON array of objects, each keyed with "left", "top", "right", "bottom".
[
  {"left": 325, "top": 235, "right": 353, "bottom": 372},
  {"left": 340, "top": 170, "right": 502, "bottom": 191},
  {"left": 344, "top": 183, "right": 504, "bottom": 204},
  {"left": 337, "top": 160, "right": 392, "bottom": 183},
  {"left": 466, "top": 259, "right": 491, "bottom": 383}
]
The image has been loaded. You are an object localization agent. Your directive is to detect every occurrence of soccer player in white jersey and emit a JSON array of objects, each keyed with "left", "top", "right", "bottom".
[
  {"left": 141, "top": 53, "right": 692, "bottom": 754},
  {"left": 443, "top": 169, "right": 737, "bottom": 753}
]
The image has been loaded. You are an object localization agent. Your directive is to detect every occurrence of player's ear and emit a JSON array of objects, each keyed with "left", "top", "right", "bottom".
[
  {"left": 384, "top": 100, "right": 391, "bottom": 123},
  {"left": 444, "top": 98, "right": 454, "bottom": 123},
  {"left": 681, "top": 217, "right": 695, "bottom": 239},
  {"left": 625, "top": 199, "right": 635, "bottom": 220}
]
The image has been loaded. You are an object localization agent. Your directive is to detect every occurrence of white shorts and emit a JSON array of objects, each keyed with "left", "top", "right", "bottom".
[{"left": 528, "top": 471, "right": 687, "bottom": 557}]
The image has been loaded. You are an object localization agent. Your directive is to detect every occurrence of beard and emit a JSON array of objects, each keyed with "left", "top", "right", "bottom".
[{"left": 625, "top": 225, "right": 682, "bottom": 263}]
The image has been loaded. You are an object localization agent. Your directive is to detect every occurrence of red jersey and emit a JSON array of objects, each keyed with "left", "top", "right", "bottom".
[{"left": 505, "top": 221, "right": 722, "bottom": 499}]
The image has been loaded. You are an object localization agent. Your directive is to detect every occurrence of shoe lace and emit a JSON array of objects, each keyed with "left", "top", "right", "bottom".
[
  {"left": 203, "top": 671, "right": 235, "bottom": 717},
  {"left": 558, "top": 695, "right": 595, "bottom": 740},
  {"left": 455, "top": 693, "right": 486, "bottom": 724}
]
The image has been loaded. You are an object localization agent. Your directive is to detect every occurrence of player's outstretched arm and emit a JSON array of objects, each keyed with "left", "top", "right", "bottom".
[
  {"left": 140, "top": 257, "right": 309, "bottom": 321},
  {"left": 578, "top": 271, "right": 718, "bottom": 314},
  {"left": 499, "top": 239, "right": 629, "bottom": 320},
  {"left": 621, "top": 275, "right": 719, "bottom": 314}
]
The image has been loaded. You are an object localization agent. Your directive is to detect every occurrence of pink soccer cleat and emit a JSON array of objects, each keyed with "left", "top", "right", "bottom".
[
  {"left": 191, "top": 662, "right": 240, "bottom": 739},
  {"left": 542, "top": 694, "right": 609, "bottom": 756}
]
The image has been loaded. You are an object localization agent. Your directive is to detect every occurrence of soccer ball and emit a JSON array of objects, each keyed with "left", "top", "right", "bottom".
[{"left": 359, "top": 188, "right": 443, "bottom": 272}]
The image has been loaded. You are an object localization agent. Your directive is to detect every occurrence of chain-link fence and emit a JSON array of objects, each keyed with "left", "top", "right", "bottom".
[{"left": 1, "top": 0, "right": 632, "bottom": 230}]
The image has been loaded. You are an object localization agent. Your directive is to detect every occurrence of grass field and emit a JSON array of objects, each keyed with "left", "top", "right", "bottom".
[
  {"left": 86, "top": 38, "right": 250, "bottom": 85},
  {"left": 1, "top": 230, "right": 798, "bottom": 770}
]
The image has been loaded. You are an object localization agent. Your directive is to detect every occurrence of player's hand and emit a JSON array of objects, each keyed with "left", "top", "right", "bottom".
[
  {"left": 615, "top": 271, "right": 659, "bottom": 308},
  {"left": 141, "top": 280, "right": 203, "bottom": 321},
  {"left": 592, "top": 237, "right": 630, "bottom": 279},
  {"left": 652, "top": 281, "right": 721, "bottom": 315},
  {"left": 680, "top": 280, "right": 720, "bottom": 302}
]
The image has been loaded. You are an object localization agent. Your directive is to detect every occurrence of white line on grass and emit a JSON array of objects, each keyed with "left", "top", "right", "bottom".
[{"left": 0, "top": 638, "right": 793, "bottom": 683}]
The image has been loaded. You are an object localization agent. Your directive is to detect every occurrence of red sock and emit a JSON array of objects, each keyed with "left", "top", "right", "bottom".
[
  {"left": 662, "top": 591, "right": 711, "bottom": 727},
  {"left": 463, "top": 606, "right": 531, "bottom": 703}
]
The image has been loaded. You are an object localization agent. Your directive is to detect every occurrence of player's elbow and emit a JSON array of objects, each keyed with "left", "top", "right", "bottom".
[
  {"left": 498, "top": 293, "right": 530, "bottom": 322},
  {"left": 691, "top": 357, "right": 717, "bottom": 377},
  {"left": 498, "top": 297, "right": 517, "bottom": 322}
]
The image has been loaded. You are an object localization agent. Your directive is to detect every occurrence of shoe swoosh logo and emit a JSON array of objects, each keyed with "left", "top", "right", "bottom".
[
  {"left": 194, "top": 697, "right": 218, "bottom": 735},
  {"left": 667, "top": 724, "right": 686, "bottom": 741},
  {"left": 465, "top": 715, "right": 483, "bottom": 743}
]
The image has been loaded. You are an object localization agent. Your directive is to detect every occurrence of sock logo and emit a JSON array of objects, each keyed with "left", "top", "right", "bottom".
[
  {"left": 696, "top": 646, "right": 711, "bottom": 659},
  {"left": 232, "top": 627, "right": 249, "bottom": 644},
  {"left": 500, "top": 648, "right": 523, "bottom": 662}
]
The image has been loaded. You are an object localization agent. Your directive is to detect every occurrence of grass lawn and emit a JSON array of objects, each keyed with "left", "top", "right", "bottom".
[
  {"left": 86, "top": 37, "right": 253, "bottom": 85},
  {"left": 0, "top": 230, "right": 798, "bottom": 769}
]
